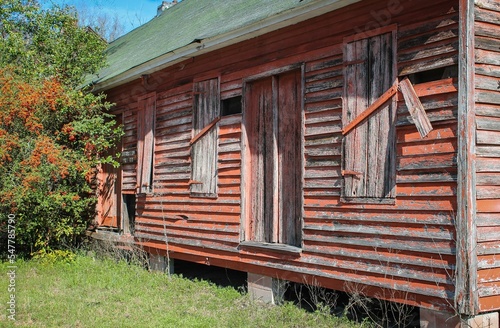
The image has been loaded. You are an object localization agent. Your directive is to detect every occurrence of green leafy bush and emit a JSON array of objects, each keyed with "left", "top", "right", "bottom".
[
  {"left": 0, "top": 0, "right": 122, "bottom": 255},
  {"left": 32, "top": 249, "right": 77, "bottom": 264}
]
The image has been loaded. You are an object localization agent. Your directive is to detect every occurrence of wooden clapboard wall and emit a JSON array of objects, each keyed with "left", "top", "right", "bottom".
[
  {"left": 100, "top": 0, "right": 475, "bottom": 312},
  {"left": 474, "top": 0, "right": 500, "bottom": 312}
]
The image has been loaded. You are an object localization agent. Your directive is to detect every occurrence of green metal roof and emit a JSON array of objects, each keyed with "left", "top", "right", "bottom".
[{"left": 92, "top": 0, "right": 323, "bottom": 88}]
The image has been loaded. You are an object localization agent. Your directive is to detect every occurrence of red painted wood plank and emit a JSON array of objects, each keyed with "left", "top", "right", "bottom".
[{"left": 342, "top": 84, "right": 398, "bottom": 136}]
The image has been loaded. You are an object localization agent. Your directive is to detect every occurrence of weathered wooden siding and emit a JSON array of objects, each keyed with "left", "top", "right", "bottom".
[
  {"left": 474, "top": 0, "right": 500, "bottom": 312},
  {"left": 120, "top": 102, "right": 139, "bottom": 193},
  {"left": 101, "top": 0, "right": 465, "bottom": 312}
]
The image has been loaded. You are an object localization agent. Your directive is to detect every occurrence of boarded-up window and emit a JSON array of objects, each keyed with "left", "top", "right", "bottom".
[
  {"left": 243, "top": 68, "right": 303, "bottom": 247},
  {"left": 191, "top": 78, "right": 220, "bottom": 197},
  {"left": 137, "top": 93, "right": 156, "bottom": 194},
  {"left": 342, "top": 32, "right": 396, "bottom": 202}
]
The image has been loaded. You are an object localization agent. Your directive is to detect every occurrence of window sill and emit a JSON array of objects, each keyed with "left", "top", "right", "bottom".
[
  {"left": 238, "top": 241, "right": 302, "bottom": 256},
  {"left": 340, "top": 197, "right": 396, "bottom": 205}
]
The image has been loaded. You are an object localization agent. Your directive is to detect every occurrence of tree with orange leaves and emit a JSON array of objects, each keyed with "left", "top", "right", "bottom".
[{"left": 0, "top": 0, "right": 123, "bottom": 255}]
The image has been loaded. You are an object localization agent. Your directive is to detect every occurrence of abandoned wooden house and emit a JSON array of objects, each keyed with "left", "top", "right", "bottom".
[{"left": 89, "top": 0, "right": 500, "bottom": 326}]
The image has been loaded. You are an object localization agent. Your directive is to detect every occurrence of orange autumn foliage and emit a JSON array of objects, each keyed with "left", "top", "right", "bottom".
[{"left": 0, "top": 72, "right": 66, "bottom": 135}]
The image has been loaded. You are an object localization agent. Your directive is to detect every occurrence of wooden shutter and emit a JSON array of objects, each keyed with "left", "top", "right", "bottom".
[
  {"left": 343, "top": 32, "right": 396, "bottom": 201},
  {"left": 137, "top": 93, "right": 156, "bottom": 194},
  {"left": 191, "top": 78, "right": 220, "bottom": 196}
]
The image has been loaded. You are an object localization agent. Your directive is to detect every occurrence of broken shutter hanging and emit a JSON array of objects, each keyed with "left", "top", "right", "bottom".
[
  {"left": 137, "top": 92, "right": 156, "bottom": 194},
  {"left": 398, "top": 77, "right": 433, "bottom": 138},
  {"left": 190, "top": 78, "right": 220, "bottom": 196}
]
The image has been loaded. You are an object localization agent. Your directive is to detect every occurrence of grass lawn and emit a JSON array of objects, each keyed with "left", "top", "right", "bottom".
[{"left": 0, "top": 253, "right": 363, "bottom": 327}]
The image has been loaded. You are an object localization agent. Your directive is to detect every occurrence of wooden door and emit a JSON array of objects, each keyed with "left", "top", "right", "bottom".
[{"left": 243, "top": 68, "right": 303, "bottom": 247}]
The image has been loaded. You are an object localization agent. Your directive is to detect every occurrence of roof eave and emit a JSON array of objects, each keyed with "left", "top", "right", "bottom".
[{"left": 92, "top": 0, "right": 360, "bottom": 92}]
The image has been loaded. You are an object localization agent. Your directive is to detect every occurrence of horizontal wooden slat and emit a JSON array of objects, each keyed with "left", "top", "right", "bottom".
[
  {"left": 475, "top": 63, "right": 500, "bottom": 78},
  {"left": 477, "top": 116, "right": 500, "bottom": 131},
  {"left": 302, "top": 234, "right": 455, "bottom": 256},
  {"left": 398, "top": 142, "right": 456, "bottom": 157},
  {"left": 300, "top": 248, "right": 452, "bottom": 285},
  {"left": 304, "top": 223, "right": 453, "bottom": 240},
  {"left": 398, "top": 55, "right": 458, "bottom": 77},
  {"left": 477, "top": 199, "right": 500, "bottom": 213},
  {"left": 477, "top": 130, "right": 500, "bottom": 145},
  {"left": 478, "top": 226, "right": 500, "bottom": 242},
  {"left": 475, "top": 20, "right": 499, "bottom": 40},
  {"left": 397, "top": 183, "right": 455, "bottom": 197},
  {"left": 478, "top": 283, "right": 500, "bottom": 298},
  {"left": 475, "top": 74, "right": 500, "bottom": 92},
  {"left": 477, "top": 173, "right": 500, "bottom": 186},
  {"left": 477, "top": 158, "right": 500, "bottom": 172},
  {"left": 476, "top": 49, "right": 500, "bottom": 66},
  {"left": 475, "top": 5, "right": 500, "bottom": 23},
  {"left": 397, "top": 171, "right": 457, "bottom": 183},
  {"left": 477, "top": 241, "right": 500, "bottom": 256},
  {"left": 475, "top": 0, "right": 500, "bottom": 12},
  {"left": 478, "top": 255, "right": 500, "bottom": 270},
  {"left": 477, "top": 186, "right": 500, "bottom": 199},
  {"left": 398, "top": 153, "right": 456, "bottom": 171}
]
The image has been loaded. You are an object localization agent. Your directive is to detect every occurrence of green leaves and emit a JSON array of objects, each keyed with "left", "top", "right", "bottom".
[
  {"left": 0, "top": 0, "right": 122, "bottom": 255},
  {"left": 0, "top": 0, "right": 107, "bottom": 87}
]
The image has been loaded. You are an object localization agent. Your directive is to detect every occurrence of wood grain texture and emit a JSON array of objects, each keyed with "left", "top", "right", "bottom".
[
  {"left": 98, "top": 0, "right": 473, "bottom": 314},
  {"left": 190, "top": 78, "right": 220, "bottom": 196},
  {"left": 137, "top": 93, "right": 156, "bottom": 194},
  {"left": 343, "top": 32, "right": 396, "bottom": 201},
  {"left": 399, "top": 78, "right": 433, "bottom": 138},
  {"left": 243, "top": 69, "right": 302, "bottom": 247},
  {"left": 474, "top": 0, "right": 500, "bottom": 311}
]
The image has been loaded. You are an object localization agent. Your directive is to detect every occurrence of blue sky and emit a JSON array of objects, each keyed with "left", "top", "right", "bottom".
[{"left": 42, "top": 0, "right": 164, "bottom": 35}]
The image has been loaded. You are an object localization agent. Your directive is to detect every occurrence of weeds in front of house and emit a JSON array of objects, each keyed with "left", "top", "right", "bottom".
[{"left": 0, "top": 243, "right": 362, "bottom": 328}]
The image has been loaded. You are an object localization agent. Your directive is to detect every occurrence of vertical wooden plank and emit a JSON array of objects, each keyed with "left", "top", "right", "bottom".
[
  {"left": 456, "top": 0, "right": 478, "bottom": 316},
  {"left": 367, "top": 34, "right": 384, "bottom": 198},
  {"left": 244, "top": 77, "right": 273, "bottom": 243},
  {"left": 277, "top": 69, "right": 302, "bottom": 247},
  {"left": 270, "top": 76, "right": 279, "bottom": 243},
  {"left": 206, "top": 79, "right": 220, "bottom": 194},
  {"left": 241, "top": 83, "right": 250, "bottom": 242},
  {"left": 388, "top": 29, "right": 398, "bottom": 199},
  {"left": 367, "top": 32, "right": 396, "bottom": 198},
  {"left": 343, "top": 38, "right": 369, "bottom": 198}
]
